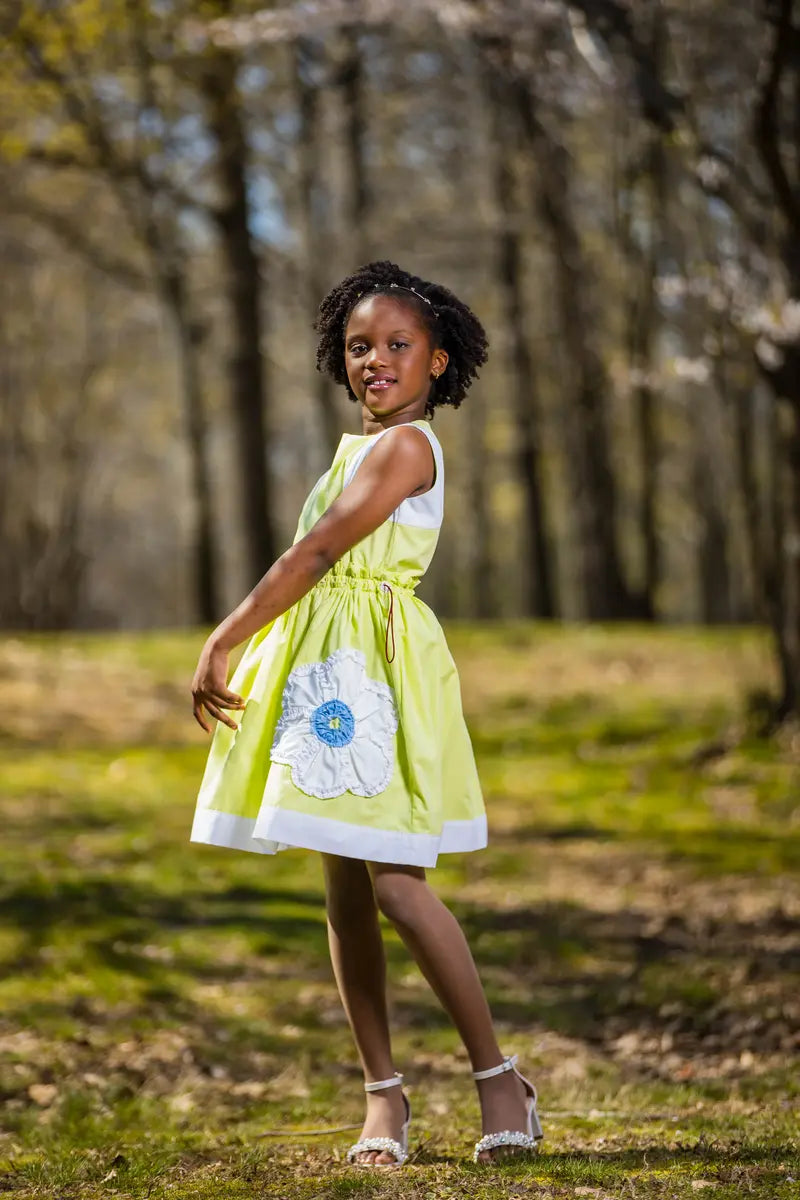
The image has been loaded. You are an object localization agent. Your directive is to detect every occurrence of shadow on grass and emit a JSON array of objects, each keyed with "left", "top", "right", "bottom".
[
  {"left": 488, "top": 820, "right": 800, "bottom": 875},
  {"left": 408, "top": 1143, "right": 800, "bottom": 1193},
  {"left": 0, "top": 876, "right": 331, "bottom": 983},
  {"left": 2, "top": 871, "right": 797, "bottom": 1060},
  {"left": 408, "top": 1140, "right": 800, "bottom": 1169},
  {"left": 388, "top": 896, "right": 799, "bottom": 1058}
]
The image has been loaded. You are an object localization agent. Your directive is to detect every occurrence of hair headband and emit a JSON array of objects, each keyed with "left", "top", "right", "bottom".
[{"left": 355, "top": 281, "right": 439, "bottom": 317}]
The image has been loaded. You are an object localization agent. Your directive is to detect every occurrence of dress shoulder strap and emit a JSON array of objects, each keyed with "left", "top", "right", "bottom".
[{"left": 342, "top": 420, "right": 444, "bottom": 530}]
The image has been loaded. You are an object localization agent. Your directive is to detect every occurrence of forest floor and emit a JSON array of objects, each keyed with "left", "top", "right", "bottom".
[{"left": 0, "top": 623, "right": 798, "bottom": 1199}]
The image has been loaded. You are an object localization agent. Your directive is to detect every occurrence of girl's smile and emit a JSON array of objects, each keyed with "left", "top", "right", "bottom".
[{"left": 364, "top": 373, "right": 397, "bottom": 392}]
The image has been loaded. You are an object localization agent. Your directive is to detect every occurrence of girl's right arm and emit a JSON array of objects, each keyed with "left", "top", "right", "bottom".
[{"left": 191, "top": 423, "right": 434, "bottom": 732}]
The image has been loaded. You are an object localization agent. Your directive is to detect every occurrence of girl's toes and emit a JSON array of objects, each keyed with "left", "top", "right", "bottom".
[{"left": 479, "top": 1144, "right": 523, "bottom": 1164}]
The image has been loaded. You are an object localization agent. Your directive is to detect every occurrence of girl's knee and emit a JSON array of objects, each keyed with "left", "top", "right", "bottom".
[{"left": 369, "top": 864, "right": 427, "bottom": 925}]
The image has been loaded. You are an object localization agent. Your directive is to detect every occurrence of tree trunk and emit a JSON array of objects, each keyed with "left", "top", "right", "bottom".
[
  {"left": 622, "top": 133, "right": 666, "bottom": 620},
  {"left": 754, "top": 323, "right": 800, "bottom": 718},
  {"left": 630, "top": 8, "right": 669, "bottom": 619},
  {"left": 689, "top": 393, "right": 732, "bottom": 623},
  {"left": 625, "top": 237, "right": 660, "bottom": 620},
  {"left": 482, "top": 61, "right": 556, "bottom": 618},
  {"left": 750, "top": 0, "right": 800, "bottom": 717},
  {"left": 508, "top": 71, "right": 632, "bottom": 618},
  {"left": 783, "top": 403, "right": 800, "bottom": 712},
  {"left": 634, "top": 378, "right": 658, "bottom": 618},
  {"left": 465, "top": 391, "right": 495, "bottom": 618},
  {"left": 497, "top": 225, "right": 556, "bottom": 617},
  {"left": 480, "top": 59, "right": 555, "bottom": 616},
  {"left": 0, "top": 300, "right": 92, "bottom": 630},
  {"left": 762, "top": 390, "right": 797, "bottom": 719},
  {"left": 725, "top": 371, "right": 767, "bottom": 621},
  {"left": 294, "top": 37, "right": 341, "bottom": 461},
  {"left": 337, "top": 29, "right": 370, "bottom": 264},
  {"left": 162, "top": 269, "right": 217, "bottom": 624},
  {"left": 202, "top": 52, "right": 276, "bottom": 585}
]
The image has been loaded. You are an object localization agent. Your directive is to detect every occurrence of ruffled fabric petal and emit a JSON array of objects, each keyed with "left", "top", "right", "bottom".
[
  {"left": 350, "top": 685, "right": 399, "bottom": 733},
  {"left": 346, "top": 731, "right": 395, "bottom": 798},
  {"left": 280, "top": 665, "right": 327, "bottom": 711},
  {"left": 325, "top": 648, "right": 366, "bottom": 706},
  {"left": 270, "top": 648, "right": 398, "bottom": 800},
  {"left": 270, "top": 713, "right": 314, "bottom": 765},
  {"left": 292, "top": 743, "right": 346, "bottom": 799}
]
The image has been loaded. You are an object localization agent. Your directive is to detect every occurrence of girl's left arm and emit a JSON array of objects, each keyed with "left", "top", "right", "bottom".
[{"left": 191, "top": 425, "right": 433, "bottom": 732}]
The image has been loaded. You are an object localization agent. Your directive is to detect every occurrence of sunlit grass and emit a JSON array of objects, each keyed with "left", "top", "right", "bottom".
[{"left": 0, "top": 624, "right": 797, "bottom": 1197}]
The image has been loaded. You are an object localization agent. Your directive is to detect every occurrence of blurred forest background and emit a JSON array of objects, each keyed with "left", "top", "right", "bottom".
[
  {"left": 2, "top": 0, "right": 800, "bottom": 718},
  {"left": 1, "top": 8, "right": 799, "bottom": 1195}
]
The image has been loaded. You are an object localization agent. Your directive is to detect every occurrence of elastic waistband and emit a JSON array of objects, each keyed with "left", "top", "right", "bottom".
[
  {"left": 314, "top": 574, "right": 414, "bottom": 595},
  {"left": 312, "top": 573, "right": 410, "bottom": 663}
]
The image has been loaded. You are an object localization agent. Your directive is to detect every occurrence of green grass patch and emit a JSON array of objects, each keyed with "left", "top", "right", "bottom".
[{"left": 0, "top": 624, "right": 797, "bottom": 1197}]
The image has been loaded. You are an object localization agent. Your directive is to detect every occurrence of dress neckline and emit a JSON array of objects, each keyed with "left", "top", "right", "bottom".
[{"left": 342, "top": 417, "right": 431, "bottom": 440}]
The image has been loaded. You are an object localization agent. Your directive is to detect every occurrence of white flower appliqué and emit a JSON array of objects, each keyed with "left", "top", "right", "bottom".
[{"left": 270, "top": 648, "right": 398, "bottom": 799}]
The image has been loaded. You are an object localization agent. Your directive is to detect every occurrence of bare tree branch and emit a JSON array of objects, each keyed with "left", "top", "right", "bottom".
[
  {"left": 2, "top": 194, "right": 149, "bottom": 290},
  {"left": 753, "top": 0, "right": 800, "bottom": 238},
  {"left": 22, "top": 144, "right": 216, "bottom": 220},
  {"left": 565, "top": 0, "right": 683, "bottom": 131}
]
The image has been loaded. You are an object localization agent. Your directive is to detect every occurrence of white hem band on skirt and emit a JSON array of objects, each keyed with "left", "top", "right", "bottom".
[{"left": 190, "top": 807, "right": 488, "bottom": 867}]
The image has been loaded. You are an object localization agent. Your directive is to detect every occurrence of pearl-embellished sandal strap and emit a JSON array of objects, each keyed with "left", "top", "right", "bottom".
[
  {"left": 364, "top": 1071, "right": 404, "bottom": 1092},
  {"left": 473, "top": 1130, "right": 536, "bottom": 1159},
  {"left": 472, "top": 1053, "right": 518, "bottom": 1080},
  {"left": 346, "top": 1136, "right": 406, "bottom": 1163}
]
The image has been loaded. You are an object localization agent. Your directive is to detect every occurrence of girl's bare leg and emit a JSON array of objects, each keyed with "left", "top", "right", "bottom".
[
  {"left": 321, "top": 853, "right": 408, "bottom": 1165},
  {"left": 367, "top": 861, "right": 533, "bottom": 1163}
]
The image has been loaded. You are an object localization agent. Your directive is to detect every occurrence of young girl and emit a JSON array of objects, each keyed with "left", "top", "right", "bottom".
[{"left": 189, "top": 261, "right": 543, "bottom": 1167}]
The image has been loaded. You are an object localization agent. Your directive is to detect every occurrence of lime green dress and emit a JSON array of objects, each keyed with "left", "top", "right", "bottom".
[{"left": 190, "top": 417, "right": 487, "bottom": 868}]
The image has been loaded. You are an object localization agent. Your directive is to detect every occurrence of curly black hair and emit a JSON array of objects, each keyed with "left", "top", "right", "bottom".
[{"left": 314, "top": 260, "right": 489, "bottom": 418}]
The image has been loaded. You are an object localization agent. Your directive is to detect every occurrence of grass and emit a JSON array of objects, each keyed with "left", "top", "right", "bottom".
[{"left": 0, "top": 622, "right": 797, "bottom": 1198}]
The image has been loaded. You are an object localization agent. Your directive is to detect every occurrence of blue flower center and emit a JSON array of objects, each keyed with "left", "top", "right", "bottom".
[{"left": 311, "top": 699, "right": 355, "bottom": 747}]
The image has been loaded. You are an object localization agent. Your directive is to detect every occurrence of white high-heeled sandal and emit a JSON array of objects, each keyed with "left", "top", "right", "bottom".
[
  {"left": 472, "top": 1053, "right": 543, "bottom": 1162},
  {"left": 345, "top": 1071, "right": 412, "bottom": 1167}
]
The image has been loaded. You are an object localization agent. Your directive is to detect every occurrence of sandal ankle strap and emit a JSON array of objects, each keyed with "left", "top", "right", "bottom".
[
  {"left": 472, "top": 1053, "right": 518, "bottom": 1081},
  {"left": 364, "top": 1071, "right": 404, "bottom": 1092}
]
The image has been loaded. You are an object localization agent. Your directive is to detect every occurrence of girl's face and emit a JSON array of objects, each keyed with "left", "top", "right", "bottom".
[{"left": 344, "top": 294, "right": 448, "bottom": 425}]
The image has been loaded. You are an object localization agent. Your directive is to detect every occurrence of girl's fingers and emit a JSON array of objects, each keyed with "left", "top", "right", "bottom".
[
  {"left": 211, "top": 689, "right": 245, "bottom": 708},
  {"left": 193, "top": 701, "right": 212, "bottom": 733},
  {"left": 202, "top": 698, "right": 240, "bottom": 732}
]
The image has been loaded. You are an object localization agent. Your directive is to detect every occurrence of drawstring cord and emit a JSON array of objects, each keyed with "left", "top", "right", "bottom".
[
  {"left": 314, "top": 574, "right": 401, "bottom": 664},
  {"left": 380, "top": 582, "right": 396, "bottom": 663}
]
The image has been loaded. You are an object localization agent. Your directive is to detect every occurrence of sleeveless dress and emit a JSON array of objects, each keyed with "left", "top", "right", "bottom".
[{"left": 190, "top": 417, "right": 487, "bottom": 868}]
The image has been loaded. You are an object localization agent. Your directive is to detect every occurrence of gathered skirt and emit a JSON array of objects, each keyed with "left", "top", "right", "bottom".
[{"left": 190, "top": 570, "right": 487, "bottom": 868}]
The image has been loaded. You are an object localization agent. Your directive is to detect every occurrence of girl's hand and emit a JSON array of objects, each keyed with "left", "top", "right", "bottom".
[{"left": 191, "top": 638, "right": 245, "bottom": 733}]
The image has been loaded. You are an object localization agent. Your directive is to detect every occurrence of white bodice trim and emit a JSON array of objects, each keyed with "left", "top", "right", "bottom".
[{"left": 342, "top": 421, "right": 444, "bottom": 530}]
